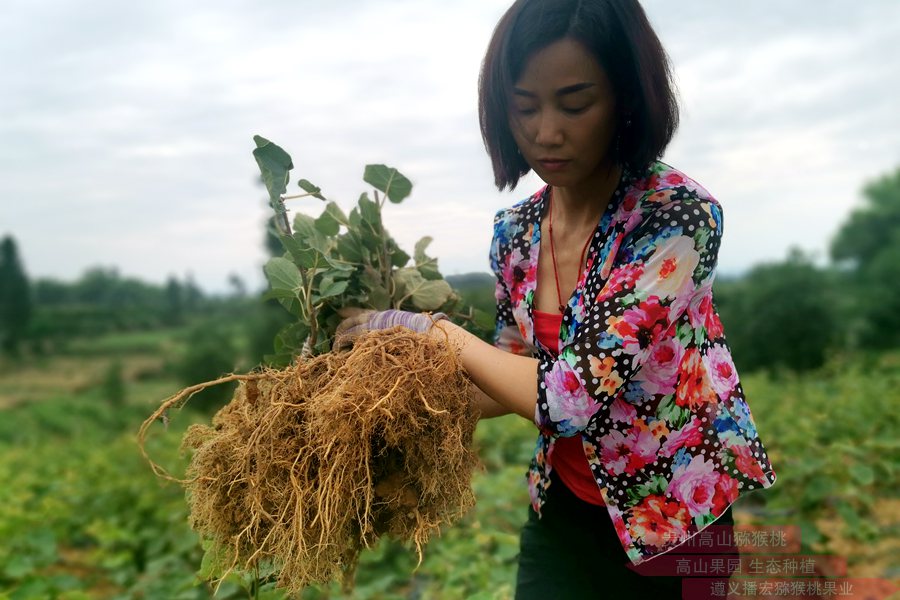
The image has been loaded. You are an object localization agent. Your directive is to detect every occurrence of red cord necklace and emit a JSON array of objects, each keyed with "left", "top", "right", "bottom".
[{"left": 547, "top": 187, "right": 595, "bottom": 314}]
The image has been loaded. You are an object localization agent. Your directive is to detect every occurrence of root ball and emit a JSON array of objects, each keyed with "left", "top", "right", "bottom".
[{"left": 145, "top": 327, "right": 481, "bottom": 593}]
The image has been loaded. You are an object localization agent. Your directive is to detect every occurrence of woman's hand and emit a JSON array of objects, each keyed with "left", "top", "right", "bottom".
[
  {"left": 334, "top": 308, "right": 535, "bottom": 421},
  {"left": 333, "top": 308, "right": 449, "bottom": 351}
]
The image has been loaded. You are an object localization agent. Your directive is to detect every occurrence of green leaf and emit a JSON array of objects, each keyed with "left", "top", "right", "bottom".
[
  {"left": 322, "top": 200, "right": 348, "bottom": 226},
  {"left": 293, "top": 213, "right": 327, "bottom": 248},
  {"left": 360, "top": 265, "right": 384, "bottom": 289},
  {"left": 262, "top": 259, "right": 304, "bottom": 315},
  {"left": 264, "top": 257, "right": 302, "bottom": 293},
  {"left": 337, "top": 232, "right": 363, "bottom": 263},
  {"left": 358, "top": 266, "right": 391, "bottom": 309},
  {"left": 393, "top": 267, "right": 454, "bottom": 311},
  {"left": 315, "top": 201, "right": 348, "bottom": 237},
  {"left": 414, "top": 235, "right": 442, "bottom": 280},
  {"left": 802, "top": 477, "right": 834, "bottom": 505},
  {"left": 275, "top": 321, "right": 310, "bottom": 356},
  {"left": 263, "top": 352, "right": 293, "bottom": 367},
  {"left": 364, "top": 164, "right": 413, "bottom": 203},
  {"left": 358, "top": 221, "right": 383, "bottom": 255},
  {"left": 252, "top": 136, "right": 293, "bottom": 201},
  {"left": 358, "top": 193, "right": 381, "bottom": 227},
  {"left": 315, "top": 211, "right": 340, "bottom": 237},
  {"left": 348, "top": 206, "right": 362, "bottom": 228},
  {"left": 313, "top": 280, "right": 349, "bottom": 303},
  {"left": 2, "top": 554, "right": 35, "bottom": 579},
  {"left": 387, "top": 239, "right": 411, "bottom": 268},
  {"left": 280, "top": 234, "right": 321, "bottom": 269},
  {"left": 836, "top": 499, "right": 863, "bottom": 529},
  {"left": 850, "top": 464, "right": 875, "bottom": 486},
  {"left": 261, "top": 287, "right": 299, "bottom": 301},
  {"left": 367, "top": 285, "right": 392, "bottom": 310},
  {"left": 298, "top": 178, "right": 326, "bottom": 201},
  {"left": 198, "top": 541, "right": 224, "bottom": 580},
  {"left": 323, "top": 255, "right": 355, "bottom": 272},
  {"left": 414, "top": 236, "right": 432, "bottom": 260}
]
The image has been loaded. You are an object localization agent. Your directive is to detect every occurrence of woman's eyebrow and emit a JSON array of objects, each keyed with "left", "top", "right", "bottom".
[{"left": 512, "top": 82, "right": 597, "bottom": 97}]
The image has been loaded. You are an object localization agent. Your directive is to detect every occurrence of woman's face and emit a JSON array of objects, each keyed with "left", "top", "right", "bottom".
[{"left": 508, "top": 37, "right": 619, "bottom": 189}]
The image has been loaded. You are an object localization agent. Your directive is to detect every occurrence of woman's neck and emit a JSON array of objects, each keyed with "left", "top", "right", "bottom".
[{"left": 550, "top": 162, "right": 623, "bottom": 231}]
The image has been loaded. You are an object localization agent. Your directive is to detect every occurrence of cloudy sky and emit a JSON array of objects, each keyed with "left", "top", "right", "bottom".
[{"left": 2, "top": 0, "right": 898, "bottom": 293}]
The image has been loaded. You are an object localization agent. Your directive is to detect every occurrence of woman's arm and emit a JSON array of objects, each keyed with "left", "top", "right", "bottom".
[
  {"left": 431, "top": 322, "right": 539, "bottom": 421},
  {"left": 469, "top": 381, "right": 514, "bottom": 419}
]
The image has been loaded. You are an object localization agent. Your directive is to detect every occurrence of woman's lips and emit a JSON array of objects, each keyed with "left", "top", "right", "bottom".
[{"left": 538, "top": 159, "right": 571, "bottom": 172}]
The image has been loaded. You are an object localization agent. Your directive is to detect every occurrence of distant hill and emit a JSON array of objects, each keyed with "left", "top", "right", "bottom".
[
  {"left": 445, "top": 272, "right": 496, "bottom": 317},
  {"left": 445, "top": 272, "right": 494, "bottom": 291}
]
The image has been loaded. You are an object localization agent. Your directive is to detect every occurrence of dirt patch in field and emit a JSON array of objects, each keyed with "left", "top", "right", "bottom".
[{"left": 0, "top": 355, "right": 166, "bottom": 409}]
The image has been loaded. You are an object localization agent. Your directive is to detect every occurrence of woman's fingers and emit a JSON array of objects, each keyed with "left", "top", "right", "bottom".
[
  {"left": 333, "top": 311, "right": 375, "bottom": 352},
  {"left": 336, "top": 307, "right": 371, "bottom": 319}
]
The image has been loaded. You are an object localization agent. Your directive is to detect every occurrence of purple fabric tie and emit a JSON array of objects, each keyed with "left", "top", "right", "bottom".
[{"left": 334, "top": 309, "right": 449, "bottom": 351}]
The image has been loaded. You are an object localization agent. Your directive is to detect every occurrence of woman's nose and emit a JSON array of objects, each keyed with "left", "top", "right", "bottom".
[{"left": 534, "top": 112, "right": 564, "bottom": 147}]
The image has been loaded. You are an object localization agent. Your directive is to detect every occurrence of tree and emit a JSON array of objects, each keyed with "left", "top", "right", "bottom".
[
  {"left": 853, "top": 233, "right": 900, "bottom": 349},
  {"left": 0, "top": 236, "right": 32, "bottom": 355},
  {"left": 714, "top": 248, "right": 838, "bottom": 373},
  {"left": 227, "top": 273, "right": 247, "bottom": 298},
  {"left": 830, "top": 166, "right": 900, "bottom": 268},
  {"left": 164, "top": 276, "right": 184, "bottom": 326},
  {"left": 182, "top": 273, "right": 204, "bottom": 314},
  {"left": 175, "top": 322, "right": 238, "bottom": 413},
  {"left": 829, "top": 165, "right": 900, "bottom": 349}
]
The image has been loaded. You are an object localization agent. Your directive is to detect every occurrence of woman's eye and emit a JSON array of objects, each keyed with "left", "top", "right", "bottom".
[
  {"left": 562, "top": 106, "right": 589, "bottom": 115},
  {"left": 515, "top": 107, "right": 537, "bottom": 116}
]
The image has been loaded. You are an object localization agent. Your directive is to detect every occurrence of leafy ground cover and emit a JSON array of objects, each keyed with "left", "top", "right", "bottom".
[{"left": 0, "top": 330, "right": 897, "bottom": 599}]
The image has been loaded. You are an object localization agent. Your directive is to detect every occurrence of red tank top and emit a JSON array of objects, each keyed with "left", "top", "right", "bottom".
[{"left": 533, "top": 309, "right": 605, "bottom": 506}]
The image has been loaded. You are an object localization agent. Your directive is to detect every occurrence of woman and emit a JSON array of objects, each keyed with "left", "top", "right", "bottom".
[{"left": 337, "top": 0, "right": 777, "bottom": 596}]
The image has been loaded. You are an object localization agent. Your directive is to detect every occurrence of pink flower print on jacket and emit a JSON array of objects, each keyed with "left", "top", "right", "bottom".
[
  {"left": 544, "top": 359, "right": 596, "bottom": 432},
  {"left": 596, "top": 262, "right": 643, "bottom": 303},
  {"left": 706, "top": 344, "right": 739, "bottom": 401},
  {"left": 688, "top": 285, "right": 725, "bottom": 340},
  {"left": 606, "top": 297, "right": 670, "bottom": 364},
  {"left": 647, "top": 169, "right": 712, "bottom": 198},
  {"left": 669, "top": 454, "right": 722, "bottom": 518},
  {"left": 599, "top": 419, "right": 660, "bottom": 476},
  {"left": 633, "top": 338, "right": 684, "bottom": 396},
  {"left": 501, "top": 247, "right": 533, "bottom": 305},
  {"left": 609, "top": 396, "right": 637, "bottom": 424},
  {"left": 660, "top": 415, "right": 705, "bottom": 458}
]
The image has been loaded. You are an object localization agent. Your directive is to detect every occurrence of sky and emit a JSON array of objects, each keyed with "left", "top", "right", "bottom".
[{"left": 1, "top": 0, "right": 898, "bottom": 293}]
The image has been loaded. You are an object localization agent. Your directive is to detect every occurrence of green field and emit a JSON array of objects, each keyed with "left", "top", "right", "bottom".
[{"left": 0, "top": 329, "right": 897, "bottom": 599}]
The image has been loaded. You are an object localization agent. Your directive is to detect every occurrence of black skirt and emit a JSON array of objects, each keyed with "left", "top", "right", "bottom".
[{"left": 515, "top": 469, "right": 738, "bottom": 599}]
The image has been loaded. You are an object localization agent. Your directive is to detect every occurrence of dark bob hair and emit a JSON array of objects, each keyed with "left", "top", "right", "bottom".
[{"left": 478, "top": 0, "right": 680, "bottom": 191}]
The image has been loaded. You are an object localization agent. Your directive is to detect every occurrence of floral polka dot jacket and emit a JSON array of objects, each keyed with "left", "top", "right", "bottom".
[{"left": 488, "top": 161, "right": 777, "bottom": 566}]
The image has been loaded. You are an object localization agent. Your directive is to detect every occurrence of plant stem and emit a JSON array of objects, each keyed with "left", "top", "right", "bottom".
[
  {"left": 271, "top": 197, "right": 292, "bottom": 236},
  {"left": 300, "top": 261, "right": 318, "bottom": 359},
  {"left": 370, "top": 191, "right": 394, "bottom": 306},
  {"left": 281, "top": 192, "right": 316, "bottom": 201}
]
